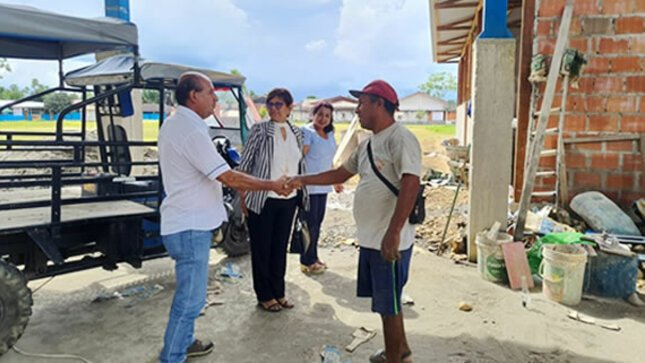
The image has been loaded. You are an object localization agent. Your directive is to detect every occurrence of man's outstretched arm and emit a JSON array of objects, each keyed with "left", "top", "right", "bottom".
[
  {"left": 288, "top": 167, "right": 354, "bottom": 188},
  {"left": 217, "top": 170, "right": 289, "bottom": 195}
]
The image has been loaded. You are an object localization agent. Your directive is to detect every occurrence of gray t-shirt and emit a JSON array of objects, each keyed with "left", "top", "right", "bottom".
[{"left": 342, "top": 122, "right": 422, "bottom": 251}]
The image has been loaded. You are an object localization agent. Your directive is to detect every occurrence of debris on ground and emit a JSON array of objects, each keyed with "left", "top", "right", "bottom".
[
  {"left": 525, "top": 206, "right": 576, "bottom": 235},
  {"left": 220, "top": 262, "right": 242, "bottom": 278},
  {"left": 458, "top": 301, "right": 472, "bottom": 312},
  {"left": 335, "top": 238, "right": 357, "bottom": 248},
  {"left": 401, "top": 292, "right": 414, "bottom": 306},
  {"left": 321, "top": 345, "right": 343, "bottom": 363},
  {"left": 418, "top": 186, "right": 468, "bottom": 252},
  {"left": 345, "top": 327, "right": 376, "bottom": 353},
  {"left": 567, "top": 310, "right": 621, "bottom": 331},
  {"left": 92, "top": 284, "right": 164, "bottom": 308}
]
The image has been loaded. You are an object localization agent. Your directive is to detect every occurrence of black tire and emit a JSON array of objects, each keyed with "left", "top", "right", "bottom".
[
  {"left": 0, "top": 260, "right": 32, "bottom": 356},
  {"left": 219, "top": 193, "right": 251, "bottom": 257}
]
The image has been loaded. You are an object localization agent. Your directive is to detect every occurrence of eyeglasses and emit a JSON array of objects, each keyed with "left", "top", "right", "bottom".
[{"left": 266, "top": 102, "right": 284, "bottom": 110}]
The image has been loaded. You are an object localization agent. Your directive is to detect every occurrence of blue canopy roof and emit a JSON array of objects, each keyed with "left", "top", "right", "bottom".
[
  {"left": 0, "top": 4, "right": 138, "bottom": 60},
  {"left": 65, "top": 54, "right": 246, "bottom": 88}
]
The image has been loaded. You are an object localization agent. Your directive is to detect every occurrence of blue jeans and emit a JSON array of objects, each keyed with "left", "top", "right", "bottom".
[{"left": 159, "top": 230, "right": 212, "bottom": 363}]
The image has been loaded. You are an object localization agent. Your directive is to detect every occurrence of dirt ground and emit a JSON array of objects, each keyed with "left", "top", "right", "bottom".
[{"left": 1, "top": 189, "right": 644, "bottom": 363}]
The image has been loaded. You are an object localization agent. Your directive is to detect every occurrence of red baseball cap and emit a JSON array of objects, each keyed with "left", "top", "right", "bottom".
[{"left": 349, "top": 80, "right": 399, "bottom": 110}]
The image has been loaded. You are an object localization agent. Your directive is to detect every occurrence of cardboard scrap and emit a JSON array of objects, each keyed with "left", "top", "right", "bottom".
[
  {"left": 345, "top": 327, "right": 376, "bottom": 352},
  {"left": 568, "top": 310, "right": 621, "bottom": 332}
]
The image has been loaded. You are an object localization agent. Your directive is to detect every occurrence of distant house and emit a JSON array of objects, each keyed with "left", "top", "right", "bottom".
[
  {"left": 291, "top": 96, "right": 358, "bottom": 123},
  {"left": 396, "top": 92, "right": 449, "bottom": 124},
  {"left": 0, "top": 99, "right": 45, "bottom": 120}
]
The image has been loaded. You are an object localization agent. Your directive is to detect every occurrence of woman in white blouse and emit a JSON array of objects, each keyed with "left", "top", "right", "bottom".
[{"left": 238, "top": 88, "right": 307, "bottom": 312}]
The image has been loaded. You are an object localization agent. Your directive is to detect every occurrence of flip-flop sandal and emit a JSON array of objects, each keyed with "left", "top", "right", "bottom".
[
  {"left": 369, "top": 349, "right": 413, "bottom": 363},
  {"left": 301, "top": 263, "right": 325, "bottom": 275},
  {"left": 278, "top": 299, "right": 295, "bottom": 309},
  {"left": 257, "top": 301, "right": 282, "bottom": 312}
]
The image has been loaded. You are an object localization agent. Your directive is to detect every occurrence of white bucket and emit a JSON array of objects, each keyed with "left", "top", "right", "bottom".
[
  {"left": 476, "top": 232, "right": 513, "bottom": 282},
  {"left": 539, "top": 244, "right": 587, "bottom": 305}
]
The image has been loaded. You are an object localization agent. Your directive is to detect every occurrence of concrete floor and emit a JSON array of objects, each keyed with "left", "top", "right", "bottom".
[{"left": 1, "top": 245, "right": 644, "bottom": 363}]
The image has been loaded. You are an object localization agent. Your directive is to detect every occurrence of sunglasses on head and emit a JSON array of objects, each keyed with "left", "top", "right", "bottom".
[{"left": 266, "top": 102, "right": 284, "bottom": 110}]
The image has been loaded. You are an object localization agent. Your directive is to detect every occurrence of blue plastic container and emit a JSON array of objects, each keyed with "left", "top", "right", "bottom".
[{"left": 583, "top": 251, "right": 638, "bottom": 298}]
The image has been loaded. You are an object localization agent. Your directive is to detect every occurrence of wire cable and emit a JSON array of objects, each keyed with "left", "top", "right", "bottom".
[
  {"left": 31, "top": 276, "right": 55, "bottom": 294},
  {"left": 12, "top": 346, "right": 94, "bottom": 363}
]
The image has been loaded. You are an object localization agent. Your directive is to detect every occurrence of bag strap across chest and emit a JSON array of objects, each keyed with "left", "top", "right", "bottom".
[{"left": 367, "top": 140, "right": 399, "bottom": 197}]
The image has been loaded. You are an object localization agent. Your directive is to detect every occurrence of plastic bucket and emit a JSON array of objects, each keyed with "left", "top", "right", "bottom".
[
  {"left": 539, "top": 244, "right": 587, "bottom": 305},
  {"left": 476, "top": 232, "right": 513, "bottom": 282}
]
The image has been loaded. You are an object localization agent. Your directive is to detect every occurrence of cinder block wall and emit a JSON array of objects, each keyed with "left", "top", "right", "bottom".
[{"left": 532, "top": 0, "right": 645, "bottom": 208}]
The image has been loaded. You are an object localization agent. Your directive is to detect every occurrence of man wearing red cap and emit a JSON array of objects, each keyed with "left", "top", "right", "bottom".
[{"left": 288, "top": 80, "right": 421, "bottom": 363}]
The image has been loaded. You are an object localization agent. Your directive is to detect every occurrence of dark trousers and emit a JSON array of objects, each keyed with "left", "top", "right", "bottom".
[
  {"left": 301, "top": 194, "right": 327, "bottom": 266},
  {"left": 248, "top": 197, "right": 297, "bottom": 302}
]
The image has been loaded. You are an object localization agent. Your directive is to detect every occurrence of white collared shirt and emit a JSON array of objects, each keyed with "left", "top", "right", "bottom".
[{"left": 158, "top": 106, "right": 231, "bottom": 235}]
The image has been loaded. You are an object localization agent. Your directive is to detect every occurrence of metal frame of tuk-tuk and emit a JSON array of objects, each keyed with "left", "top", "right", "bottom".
[{"left": 0, "top": 62, "right": 250, "bottom": 280}]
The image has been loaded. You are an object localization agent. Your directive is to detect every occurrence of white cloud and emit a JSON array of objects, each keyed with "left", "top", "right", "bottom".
[
  {"left": 333, "top": 0, "right": 427, "bottom": 65},
  {"left": 0, "top": 0, "right": 456, "bottom": 102},
  {"left": 131, "top": 0, "right": 253, "bottom": 64},
  {"left": 305, "top": 40, "right": 328, "bottom": 52}
]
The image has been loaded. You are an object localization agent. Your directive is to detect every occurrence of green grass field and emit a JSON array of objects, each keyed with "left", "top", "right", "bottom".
[{"left": 0, "top": 120, "right": 455, "bottom": 144}]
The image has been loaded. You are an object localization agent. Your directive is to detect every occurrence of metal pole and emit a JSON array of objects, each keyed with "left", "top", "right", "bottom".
[{"left": 438, "top": 182, "right": 462, "bottom": 255}]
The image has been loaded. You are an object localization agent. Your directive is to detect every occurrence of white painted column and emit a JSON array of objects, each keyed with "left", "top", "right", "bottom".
[{"left": 467, "top": 38, "right": 516, "bottom": 261}]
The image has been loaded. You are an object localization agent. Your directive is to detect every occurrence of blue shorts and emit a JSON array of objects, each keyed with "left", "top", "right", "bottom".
[{"left": 357, "top": 246, "right": 413, "bottom": 316}]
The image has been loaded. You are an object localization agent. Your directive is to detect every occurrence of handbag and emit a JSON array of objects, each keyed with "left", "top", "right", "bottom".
[
  {"left": 367, "top": 141, "right": 426, "bottom": 225},
  {"left": 289, "top": 207, "right": 311, "bottom": 254}
]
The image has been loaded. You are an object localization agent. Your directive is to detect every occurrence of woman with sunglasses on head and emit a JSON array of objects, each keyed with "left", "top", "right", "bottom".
[
  {"left": 299, "top": 102, "right": 342, "bottom": 275},
  {"left": 238, "top": 88, "right": 307, "bottom": 312}
]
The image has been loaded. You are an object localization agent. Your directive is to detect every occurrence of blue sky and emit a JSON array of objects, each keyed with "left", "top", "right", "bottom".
[{"left": 0, "top": 0, "right": 456, "bottom": 101}]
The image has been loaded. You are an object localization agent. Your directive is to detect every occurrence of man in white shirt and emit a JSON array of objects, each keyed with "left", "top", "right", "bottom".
[
  {"left": 288, "top": 80, "right": 421, "bottom": 363},
  {"left": 158, "top": 72, "right": 290, "bottom": 363}
]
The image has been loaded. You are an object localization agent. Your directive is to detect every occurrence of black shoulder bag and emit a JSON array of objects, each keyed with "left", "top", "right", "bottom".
[{"left": 367, "top": 141, "right": 425, "bottom": 225}]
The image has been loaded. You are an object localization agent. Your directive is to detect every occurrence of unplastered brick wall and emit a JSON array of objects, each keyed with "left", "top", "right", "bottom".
[{"left": 532, "top": 0, "right": 645, "bottom": 208}]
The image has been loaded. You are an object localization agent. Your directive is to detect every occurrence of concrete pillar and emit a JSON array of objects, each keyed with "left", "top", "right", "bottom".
[{"left": 467, "top": 38, "right": 516, "bottom": 261}]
